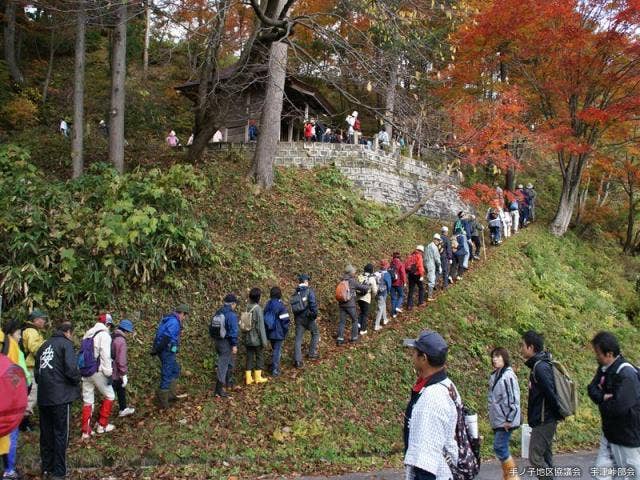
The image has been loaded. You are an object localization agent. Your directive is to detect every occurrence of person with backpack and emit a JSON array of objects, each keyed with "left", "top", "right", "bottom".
[
  {"left": 424, "top": 235, "right": 443, "bottom": 302},
  {"left": 588, "top": 331, "right": 640, "bottom": 479},
  {"left": 336, "top": 265, "right": 370, "bottom": 345},
  {"left": 405, "top": 246, "right": 426, "bottom": 310},
  {"left": 470, "top": 216, "right": 484, "bottom": 260},
  {"left": 111, "top": 319, "right": 135, "bottom": 418},
  {"left": 488, "top": 347, "right": 522, "bottom": 480},
  {"left": 210, "top": 294, "right": 239, "bottom": 398},
  {"left": 487, "top": 207, "right": 503, "bottom": 245},
  {"left": 357, "top": 264, "right": 378, "bottom": 335},
  {"left": 264, "top": 287, "right": 290, "bottom": 376},
  {"left": 0, "top": 328, "right": 26, "bottom": 471},
  {"left": 502, "top": 207, "right": 512, "bottom": 239},
  {"left": 2, "top": 319, "right": 30, "bottom": 480},
  {"left": 34, "top": 322, "right": 80, "bottom": 480},
  {"left": 403, "top": 330, "right": 460, "bottom": 480},
  {"left": 521, "top": 331, "right": 562, "bottom": 479},
  {"left": 389, "top": 252, "right": 407, "bottom": 318},
  {"left": 526, "top": 183, "right": 537, "bottom": 222},
  {"left": 453, "top": 229, "right": 468, "bottom": 280},
  {"left": 242, "top": 288, "right": 268, "bottom": 385},
  {"left": 508, "top": 195, "right": 520, "bottom": 234},
  {"left": 291, "top": 274, "right": 319, "bottom": 368},
  {"left": 516, "top": 184, "right": 530, "bottom": 228},
  {"left": 373, "top": 261, "right": 392, "bottom": 331},
  {"left": 79, "top": 313, "right": 116, "bottom": 438},
  {"left": 21, "top": 309, "right": 47, "bottom": 431},
  {"left": 152, "top": 304, "right": 190, "bottom": 409},
  {"left": 440, "top": 227, "right": 453, "bottom": 290}
]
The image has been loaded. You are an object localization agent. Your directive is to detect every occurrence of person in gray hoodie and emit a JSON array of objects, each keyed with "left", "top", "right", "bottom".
[{"left": 488, "top": 347, "right": 522, "bottom": 480}]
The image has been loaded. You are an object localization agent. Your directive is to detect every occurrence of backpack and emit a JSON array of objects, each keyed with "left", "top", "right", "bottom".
[
  {"left": 0, "top": 337, "right": 28, "bottom": 437},
  {"left": 209, "top": 312, "right": 226, "bottom": 339},
  {"left": 290, "top": 291, "right": 309, "bottom": 315},
  {"left": 376, "top": 272, "right": 388, "bottom": 296},
  {"left": 388, "top": 263, "right": 399, "bottom": 282},
  {"left": 239, "top": 305, "right": 258, "bottom": 333},
  {"left": 443, "top": 384, "right": 481, "bottom": 480},
  {"left": 77, "top": 331, "right": 105, "bottom": 377},
  {"left": 335, "top": 280, "right": 351, "bottom": 303},
  {"left": 534, "top": 357, "right": 578, "bottom": 419}
]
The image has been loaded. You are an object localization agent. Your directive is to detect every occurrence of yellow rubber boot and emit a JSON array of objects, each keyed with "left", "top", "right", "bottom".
[
  {"left": 245, "top": 370, "right": 254, "bottom": 385},
  {"left": 253, "top": 370, "right": 268, "bottom": 384}
]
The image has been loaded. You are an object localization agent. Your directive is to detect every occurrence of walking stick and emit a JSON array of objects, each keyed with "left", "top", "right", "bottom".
[{"left": 481, "top": 230, "right": 487, "bottom": 261}]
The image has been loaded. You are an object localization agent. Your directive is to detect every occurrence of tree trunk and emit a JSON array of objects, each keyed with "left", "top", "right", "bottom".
[
  {"left": 3, "top": 0, "right": 24, "bottom": 85},
  {"left": 143, "top": 0, "right": 151, "bottom": 81},
  {"left": 108, "top": 0, "right": 128, "bottom": 174},
  {"left": 42, "top": 29, "right": 56, "bottom": 106},
  {"left": 249, "top": 37, "right": 288, "bottom": 190},
  {"left": 384, "top": 61, "right": 398, "bottom": 138},
  {"left": 549, "top": 153, "right": 587, "bottom": 236},
  {"left": 71, "top": 0, "right": 86, "bottom": 179},
  {"left": 506, "top": 165, "right": 516, "bottom": 191}
]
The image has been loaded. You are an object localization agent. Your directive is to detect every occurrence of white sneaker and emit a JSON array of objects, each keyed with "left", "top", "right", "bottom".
[
  {"left": 118, "top": 407, "right": 135, "bottom": 417},
  {"left": 392, "top": 314, "right": 397, "bottom": 319},
  {"left": 374, "top": 326, "right": 382, "bottom": 331},
  {"left": 81, "top": 432, "right": 93, "bottom": 441},
  {"left": 360, "top": 330, "right": 368, "bottom": 335},
  {"left": 96, "top": 424, "right": 115, "bottom": 434},
  {"left": 396, "top": 308, "right": 403, "bottom": 313},
  {"left": 383, "top": 319, "right": 389, "bottom": 325}
]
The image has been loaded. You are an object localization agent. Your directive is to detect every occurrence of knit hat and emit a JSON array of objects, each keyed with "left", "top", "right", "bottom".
[
  {"left": 98, "top": 313, "right": 113, "bottom": 325},
  {"left": 223, "top": 294, "right": 238, "bottom": 304},
  {"left": 118, "top": 319, "right": 134, "bottom": 333},
  {"left": 28, "top": 309, "right": 48, "bottom": 321},
  {"left": 344, "top": 264, "right": 356, "bottom": 275},
  {"left": 416, "top": 245, "right": 425, "bottom": 253}
]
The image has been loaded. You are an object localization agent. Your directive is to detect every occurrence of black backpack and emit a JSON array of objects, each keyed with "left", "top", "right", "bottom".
[{"left": 290, "top": 290, "right": 309, "bottom": 315}]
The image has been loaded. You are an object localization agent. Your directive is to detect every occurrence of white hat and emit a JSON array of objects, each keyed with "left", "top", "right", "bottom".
[
  {"left": 170, "top": 130, "right": 176, "bottom": 136},
  {"left": 527, "top": 183, "right": 533, "bottom": 189},
  {"left": 352, "top": 111, "right": 358, "bottom": 117},
  {"left": 518, "top": 184, "right": 524, "bottom": 189},
  {"left": 433, "top": 233, "right": 441, "bottom": 240},
  {"left": 441, "top": 226, "right": 449, "bottom": 232},
  {"left": 416, "top": 245, "right": 425, "bottom": 252}
]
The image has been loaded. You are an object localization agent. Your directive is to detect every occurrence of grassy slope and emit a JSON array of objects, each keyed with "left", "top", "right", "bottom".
[{"left": 17, "top": 152, "right": 640, "bottom": 479}]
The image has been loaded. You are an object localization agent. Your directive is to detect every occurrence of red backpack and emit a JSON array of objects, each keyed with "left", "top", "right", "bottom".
[{"left": 0, "top": 337, "right": 28, "bottom": 437}]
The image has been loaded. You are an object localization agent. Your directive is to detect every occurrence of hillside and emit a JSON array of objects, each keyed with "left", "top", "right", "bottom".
[{"left": 8, "top": 147, "right": 640, "bottom": 479}]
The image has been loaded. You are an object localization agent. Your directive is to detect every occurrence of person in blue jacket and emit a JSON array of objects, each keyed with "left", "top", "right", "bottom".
[
  {"left": 153, "top": 304, "right": 189, "bottom": 408},
  {"left": 210, "top": 294, "right": 239, "bottom": 398},
  {"left": 292, "top": 274, "right": 319, "bottom": 368},
  {"left": 264, "top": 287, "right": 290, "bottom": 376}
]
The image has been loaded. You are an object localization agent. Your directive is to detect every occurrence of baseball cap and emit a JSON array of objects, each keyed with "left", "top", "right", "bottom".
[
  {"left": 298, "top": 273, "right": 310, "bottom": 282},
  {"left": 98, "top": 313, "right": 113, "bottom": 325},
  {"left": 175, "top": 304, "right": 190, "bottom": 314},
  {"left": 403, "top": 330, "right": 449, "bottom": 358},
  {"left": 28, "top": 309, "right": 48, "bottom": 321}
]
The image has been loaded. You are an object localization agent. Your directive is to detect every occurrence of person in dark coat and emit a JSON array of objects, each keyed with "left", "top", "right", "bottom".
[
  {"left": 264, "top": 287, "right": 290, "bottom": 376},
  {"left": 440, "top": 227, "right": 453, "bottom": 289},
  {"left": 521, "top": 331, "right": 562, "bottom": 479},
  {"left": 588, "top": 331, "right": 640, "bottom": 476},
  {"left": 34, "top": 322, "right": 80, "bottom": 480},
  {"left": 336, "top": 265, "right": 370, "bottom": 345},
  {"left": 292, "top": 274, "right": 319, "bottom": 368},
  {"left": 210, "top": 294, "right": 239, "bottom": 398}
]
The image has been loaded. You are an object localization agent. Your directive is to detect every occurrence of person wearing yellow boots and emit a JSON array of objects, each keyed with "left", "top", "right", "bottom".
[
  {"left": 488, "top": 347, "right": 522, "bottom": 480},
  {"left": 243, "top": 288, "right": 268, "bottom": 385}
]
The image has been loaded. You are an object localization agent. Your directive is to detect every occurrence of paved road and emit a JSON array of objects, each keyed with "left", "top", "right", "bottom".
[{"left": 296, "top": 451, "right": 600, "bottom": 479}]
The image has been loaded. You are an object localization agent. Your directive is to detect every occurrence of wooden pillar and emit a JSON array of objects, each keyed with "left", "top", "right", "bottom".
[
  {"left": 288, "top": 121, "right": 294, "bottom": 142},
  {"left": 304, "top": 103, "right": 309, "bottom": 122}
]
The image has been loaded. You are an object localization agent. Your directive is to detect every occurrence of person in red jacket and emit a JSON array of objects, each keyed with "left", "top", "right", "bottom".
[
  {"left": 389, "top": 252, "right": 407, "bottom": 318},
  {"left": 405, "top": 246, "right": 426, "bottom": 309}
]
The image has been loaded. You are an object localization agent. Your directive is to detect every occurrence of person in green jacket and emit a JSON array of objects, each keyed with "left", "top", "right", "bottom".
[{"left": 244, "top": 288, "right": 268, "bottom": 385}]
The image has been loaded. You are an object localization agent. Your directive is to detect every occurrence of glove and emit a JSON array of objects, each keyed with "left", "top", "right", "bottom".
[
  {"left": 170, "top": 345, "right": 178, "bottom": 353},
  {"left": 122, "top": 375, "right": 128, "bottom": 388}
]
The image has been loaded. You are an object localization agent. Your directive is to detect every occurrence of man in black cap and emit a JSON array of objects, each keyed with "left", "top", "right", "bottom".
[
  {"left": 210, "top": 294, "right": 239, "bottom": 398},
  {"left": 403, "top": 330, "right": 459, "bottom": 480},
  {"left": 291, "top": 274, "right": 319, "bottom": 368}
]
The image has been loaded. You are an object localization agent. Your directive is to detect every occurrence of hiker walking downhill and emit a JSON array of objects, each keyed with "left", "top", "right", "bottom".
[
  {"left": 488, "top": 347, "right": 522, "bottom": 480},
  {"left": 242, "top": 288, "right": 268, "bottom": 385},
  {"left": 21, "top": 309, "right": 48, "bottom": 431},
  {"left": 403, "top": 330, "right": 459, "bottom": 480},
  {"left": 424, "top": 235, "right": 442, "bottom": 302},
  {"left": 264, "top": 287, "right": 290, "bottom": 376},
  {"left": 521, "top": 331, "right": 562, "bottom": 479},
  {"left": 374, "top": 261, "right": 392, "bottom": 331},
  {"left": 588, "top": 331, "right": 640, "bottom": 480},
  {"left": 389, "top": 253, "right": 407, "bottom": 318},
  {"left": 291, "top": 274, "right": 319, "bottom": 368},
  {"left": 111, "top": 319, "right": 135, "bottom": 417},
  {"left": 35, "top": 322, "right": 80, "bottom": 480},
  {"left": 152, "top": 304, "right": 190, "bottom": 408},
  {"left": 357, "top": 264, "right": 378, "bottom": 335},
  {"left": 210, "top": 294, "right": 239, "bottom": 398},
  {"left": 336, "top": 265, "right": 370, "bottom": 345},
  {"left": 79, "top": 313, "right": 116, "bottom": 438},
  {"left": 405, "top": 246, "right": 426, "bottom": 309}
]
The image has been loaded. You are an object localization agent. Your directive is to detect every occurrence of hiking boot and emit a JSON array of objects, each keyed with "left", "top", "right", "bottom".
[
  {"left": 336, "top": 338, "right": 344, "bottom": 346},
  {"left": 308, "top": 354, "right": 319, "bottom": 360},
  {"left": 253, "top": 370, "right": 268, "bottom": 384},
  {"left": 96, "top": 423, "right": 115, "bottom": 434},
  {"left": 272, "top": 368, "right": 281, "bottom": 377},
  {"left": 118, "top": 407, "right": 135, "bottom": 417},
  {"left": 245, "top": 370, "right": 254, "bottom": 385},
  {"left": 294, "top": 361, "right": 304, "bottom": 369},
  {"left": 349, "top": 337, "right": 359, "bottom": 343},
  {"left": 214, "top": 381, "right": 229, "bottom": 398},
  {"left": 156, "top": 389, "right": 170, "bottom": 409},
  {"left": 168, "top": 380, "right": 179, "bottom": 402}
]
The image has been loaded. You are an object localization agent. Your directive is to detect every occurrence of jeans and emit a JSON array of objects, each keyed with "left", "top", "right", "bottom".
[
  {"left": 294, "top": 316, "right": 319, "bottom": 361},
  {"left": 490, "top": 226, "right": 501, "bottom": 244},
  {"left": 440, "top": 257, "right": 450, "bottom": 289},
  {"left": 39, "top": 403, "right": 70, "bottom": 477},
  {"left": 358, "top": 299, "right": 371, "bottom": 331},
  {"left": 337, "top": 306, "right": 358, "bottom": 341},
  {"left": 159, "top": 350, "right": 180, "bottom": 390},
  {"left": 594, "top": 434, "right": 640, "bottom": 480},
  {"left": 215, "top": 338, "right": 234, "bottom": 384},
  {"left": 246, "top": 346, "right": 264, "bottom": 370},
  {"left": 493, "top": 428, "right": 513, "bottom": 462},
  {"left": 407, "top": 273, "right": 424, "bottom": 307},
  {"left": 5, "top": 428, "right": 18, "bottom": 472},
  {"left": 270, "top": 339, "right": 283, "bottom": 373},
  {"left": 529, "top": 421, "right": 557, "bottom": 479},
  {"left": 113, "top": 379, "right": 127, "bottom": 411},
  {"left": 390, "top": 286, "right": 404, "bottom": 314},
  {"left": 453, "top": 254, "right": 466, "bottom": 277},
  {"left": 374, "top": 293, "right": 388, "bottom": 328}
]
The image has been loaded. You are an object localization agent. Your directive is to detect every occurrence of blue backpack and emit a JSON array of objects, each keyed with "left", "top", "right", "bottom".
[
  {"left": 264, "top": 309, "right": 277, "bottom": 331},
  {"left": 77, "top": 331, "right": 104, "bottom": 377}
]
